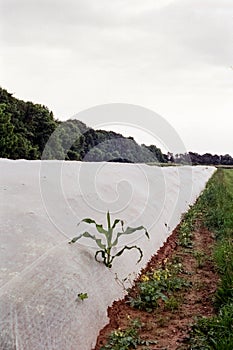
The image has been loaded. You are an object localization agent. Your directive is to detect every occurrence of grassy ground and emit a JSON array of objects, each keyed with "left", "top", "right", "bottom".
[
  {"left": 187, "top": 169, "right": 233, "bottom": 349},
  {"left": 95, "top": 169, "right": 233, "bottom": 350},
  {"left": 224, "top": 169, "right": 233, "bottom": 195}
]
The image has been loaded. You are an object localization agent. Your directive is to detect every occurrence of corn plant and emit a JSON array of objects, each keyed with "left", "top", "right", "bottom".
[{"left": 69, "top": 211, "right": 149, "bottom": 268}]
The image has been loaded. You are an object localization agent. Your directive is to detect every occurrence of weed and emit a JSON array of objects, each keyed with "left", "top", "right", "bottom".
[
  {"left": 193, "top": 250, "right": 206, "bottom": 269},
  {"left": 77, "top": 292, "right": 88, "bottom": 301},
  {"left": 100, "top": 318, "right": 157, "bottom": 350},
  {"left": 156, "top": 315, "right": 171, "bottom": 327},
  {"left": 114, "top": 272, "right": 137, "bottom": 292},
  {"left": 188, "top": 303, "right": 233, "bottom": 349},
  {"left": 129, "top": 261, "right": 190, "bottom": 312},
  {"left": 177, "top": 210, "right": 196, "bottom": 248},
  {"left": 192, "top": 280, "right": 207, "bottom": 292},
  {"left": 164, "top": 296, "right": 181, "bottom": 311}
]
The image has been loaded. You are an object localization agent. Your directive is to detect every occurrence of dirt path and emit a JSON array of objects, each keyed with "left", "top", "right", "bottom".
[{"left": 94, "top": 221, "right": 219, "bottom": 350}]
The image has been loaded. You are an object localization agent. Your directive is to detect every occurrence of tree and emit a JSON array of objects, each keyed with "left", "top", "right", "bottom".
[{"left": 0, "top": 104, "right": 17, "bottom": 158}]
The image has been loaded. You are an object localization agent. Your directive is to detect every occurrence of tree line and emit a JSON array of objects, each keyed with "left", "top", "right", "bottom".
[{"left": 0, "top": 87, "right": 232, "bottom": 165}]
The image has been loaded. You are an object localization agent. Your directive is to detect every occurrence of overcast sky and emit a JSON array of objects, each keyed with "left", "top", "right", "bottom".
[{"left": 1, "top": 0, "right": 233, "bottom": 155}]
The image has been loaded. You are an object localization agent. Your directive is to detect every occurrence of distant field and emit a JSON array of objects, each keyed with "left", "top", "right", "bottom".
[
  {"left": 216, "top": 164, "right": 233, "bottom": 169},
  {"left": 224, "top": 169, "right": 233, "bottom": 195},
  {"left": 148, "top": 163, "right": 233, "bottom": 168}
]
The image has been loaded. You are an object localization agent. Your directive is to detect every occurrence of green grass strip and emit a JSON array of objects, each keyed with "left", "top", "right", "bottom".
[{"left": 186, "top": 169, "right": 233, "bottom": 350}]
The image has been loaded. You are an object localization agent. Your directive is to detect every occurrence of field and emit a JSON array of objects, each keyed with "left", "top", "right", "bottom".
[
  {"left": 0, "top": 162, "right": 231, "bottom": 349},
  {"left": 0, "top": 161, "right": 216, "bottom": 350},
  {"left": 95, "top": 169, "right": 233, "bottom": 350}
]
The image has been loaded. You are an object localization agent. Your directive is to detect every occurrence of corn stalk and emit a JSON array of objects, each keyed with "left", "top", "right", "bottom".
[{"left": 69, "top": 211, "right": 149, "bottom": 268}]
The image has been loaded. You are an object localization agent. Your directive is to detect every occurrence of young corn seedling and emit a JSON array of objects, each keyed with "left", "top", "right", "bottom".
[{"left": 69, "top": 211, "right": 149, "bottom": 268}]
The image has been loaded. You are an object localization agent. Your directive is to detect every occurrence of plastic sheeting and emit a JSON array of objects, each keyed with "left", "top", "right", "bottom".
[{"left": 0, "top": 160, "right": 216, "bottom": 349}]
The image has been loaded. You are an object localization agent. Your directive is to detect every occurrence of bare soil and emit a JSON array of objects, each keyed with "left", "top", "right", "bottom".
[{"left": 94, "top": 221, "right": 219, "bottom": 350}]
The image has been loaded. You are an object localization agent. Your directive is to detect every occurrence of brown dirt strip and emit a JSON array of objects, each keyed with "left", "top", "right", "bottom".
[{"left": 94, "top": 221, "right": 219, "bottom": 350}]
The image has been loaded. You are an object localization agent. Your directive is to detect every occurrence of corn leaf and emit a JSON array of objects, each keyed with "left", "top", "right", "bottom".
[
  {"left": 79, "top": 218, "right": 108, "bottom": 236},
  {"left": 69, "top": 231, "right": 106, "bottom": 250},
  {"left": 112, "top": 245, "right": 143, "bottom": 264},
  {"left": 95, "top": 250, "right": 106, "bottom": 262},
  {"left": 95, "top": 224, "right": 108, "bottom": 235},
  {"left": 80, "top": 218, "right": 97, "bottom": 225},
  {"left": 107, "top": 211, "right": 111, "bottom": 230},
  {"left": 68, "top": 235, "right": 83, "bottom": 244},
  {"left": 112, "top": 225, "right": 149, "bottom": 247},
  {"left": 112, "top": 219, "right": 124, "bottom": 230}
]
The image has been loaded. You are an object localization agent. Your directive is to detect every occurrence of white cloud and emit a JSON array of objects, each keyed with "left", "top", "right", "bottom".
[{"left": 0, "top": 0, "right": 233, "bottom": 155}]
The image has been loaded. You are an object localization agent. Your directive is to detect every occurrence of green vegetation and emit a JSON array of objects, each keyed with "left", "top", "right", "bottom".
[
  {"left": 129, "top": 258, "right": 190, "bottom": 312},
  {"left": 101, "top": 169, "right": 232, "bottom": 349},
  {"left": 69, "top": 211, "right": 149, "bottom": 268},
  {"left": 127, "top": 205, "right": 198, "bottom": 314},
  {"left": 100, "top": 318, "right": 157, "bottom": 350},
  {"left": 186, "top": 169, "right": 233, "bottom": 349},
  {"left": 177, "top": 207, "right": 198, "bottom": 248},
  {"left": 190, "top": 304, "right": 233, "bottom": 350},
  {"left": 0, "top": 88, "right": 57, "bottom": 159},
  {"left": 175, "top": 152, "right": 233, "bottom": 166},
  {"left": 224, "top": 169, "right": 233, "bottom": 194},
  {"left": 0, "top": 87, "right": 165, "bottom": 162},
  {"left": 1, "top": 87, "right": 232, "bottom": 164},
  {"left": 199, "top": 170, "right": 233, "bottom": 240},
  {"left": 193, "top": 250, "right": 207, "bottom": 269},
  {"left": 77, "top": 292, "right": 88, "bottom": 301}
]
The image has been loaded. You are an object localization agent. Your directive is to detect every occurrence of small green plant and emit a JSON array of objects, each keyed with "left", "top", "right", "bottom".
[
  {"left": 177, "top": 206, "right": 200, "bottom": 249},
  {"left": 129, "top": 260, "right": 190, "bottom": 312},
  {"left": 193, "top": 250, "right": 206, "bottom": 269},
  {"left": 69, "top": 211, "right": 149, "bottom": 268},
  {"left": 188, "top": 303, "right": 233, "bottom": 349},
  {"left": 77, "top": 292, "right": 88, "bottom": 301},
  {"left": 100, "top": 318, "right": 157, "bottom": 350},
  {"left": 178, "top": 220, "right": 194, "bottom": 248},
  {"left": 164, "top": 295, "right": 181, "bottom": 311}
]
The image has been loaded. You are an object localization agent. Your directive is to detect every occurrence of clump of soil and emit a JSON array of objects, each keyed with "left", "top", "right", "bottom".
[{"left": 94, "top": 222, "right": 219, "bottom": 350}]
